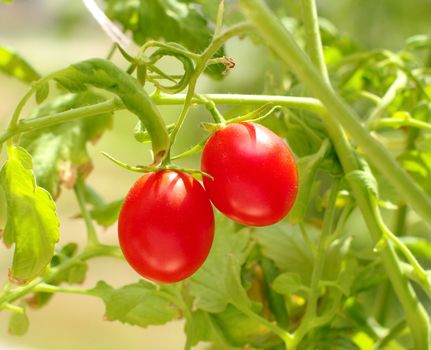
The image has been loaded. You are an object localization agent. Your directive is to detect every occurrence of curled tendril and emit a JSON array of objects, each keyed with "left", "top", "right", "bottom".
[{"left": 146, "top": 48, "right": 195, "bottom": 94}]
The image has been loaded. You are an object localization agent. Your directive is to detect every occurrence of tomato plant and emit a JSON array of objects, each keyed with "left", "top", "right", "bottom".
[
  {"left": 118, "top": 171, "right": 214, "bottom": 283},
  {"left": 0, "top": 0, "right": 431, "bottom": 349},
  {"left": 202, "top": 122, "right": 298, "bottom": 226}
]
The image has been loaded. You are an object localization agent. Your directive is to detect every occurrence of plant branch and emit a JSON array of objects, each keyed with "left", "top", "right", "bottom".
[
  {"left": 366, "top": 70, "right": 408, "bottom": 127},
  {"left": 0, "top": 94, "right": 322, "bottom": 147},
  {"left": 74, "top": 175, "right": 99, "bottom": 246},
  {"left": 167, "top": 22, "right": 253, "bottom": 160},
  {"left": 236, "top": 304, "right": 293, "bottom": 348},
  {"left": 0, "top": 244, "right": 122, "bottom": 309},
  {"left": 290, "top": 179, "right": 340, "bottom": 349},
  {"left": 239, "top": 0, "right": 431, "bottom": 228},
  {"left": 239, "top": 1, "right": 431, "bottom": 348},
  {"left": 301, "top": 0, "right": 329, "bottom": 83}
]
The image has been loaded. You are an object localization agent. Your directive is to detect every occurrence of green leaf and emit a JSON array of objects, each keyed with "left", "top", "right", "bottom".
[
  {"left": 90, "top": 199, "right": 123, "bottom": 228},
  {"left": 399, "top": 237, "right": 431, "bottom": 260},
  {"left": 35, "top": 83, "right": 50, "bottom": 104},
  {"left": 189, "top": 216, "right": 252, "bottom": 313},
  {"left": 305, "top": 327, "right": 361, "bottom": 350},
  {"left": 91, "top": 280, "right": 181, "bottom": 327},
  {"left": 82, "top": 185, "right": 122, "bottom": 227},
  {"left": 398, "top": 149, "right": 431, "bottom": 196},
  {"left": 211, "top": 304, "right": 275, "bottom": 348},
  {"left": 336, "top": 257, "right": 358, "bottom": 296},
  {"left": 272, "top": 272, "right": 304, "bottom": 295},
  {"left": 53, "top": 58, "right": 169, "bottom": 163},
  {"left": 8, "top": 310, "right": 30, "bottom": 336},
  {"left": 351, "top": 264, "right": 386, "bottom": 294},
  {"left": 184, "top": 310, "right": 212, "bottom": 347},
  {"left": 0, "top": 147, "right": 59, "bottom": 284},
  {"left": 289, "top": 140, "right": 330, "bottom": 223},
  {"left": 283, "top": 117, "right": 323, "bottom": 158},
  {"left": 28, "top": 243, "right": 86, "bottom": 309},
  {"left": 345, "top": 157, "right": 378, "bottom": 198},
  {"left": 0, "top": 46, "right": 40, "bottom": 83},
  {"left": 67, "top": 261, "right": 88, "bottom": 284},
  {"left": 19, "top": 92, "right": 113, "bottom": 198},
  {"left": 103, "top": 0, "right": 226, "bottom": 79},
  {"left": 324, "top": 237, "right": 354, "bottom": 280},
  {"left": 253, "top": 223, "right": 316, "bottom": 285}
]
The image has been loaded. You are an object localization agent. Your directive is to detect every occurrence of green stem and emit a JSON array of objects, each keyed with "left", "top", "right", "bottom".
[
  {"left": 291, "top": 179, "right": 339, "bottom": 349},
  {"left": 372, "top": 117, "right": 431, "bottom": 132},
  {"left": 33, "top": 283, "right": 90, "bottom": 295},
  {"left": 366, "top": 70, "right": 408, "bottom": 127},
  {"left": 372, "top": 320, "right": 407, "bottom": 350},
  {"left": 235, "top": 304, "right": 293, "bottom": 348},
  {"left": 0, "top": 303, "right": 24, "bottom": 314},
  {"left": 299, "top": 223, "right": 316, "bottom": 257},
  {"left": 0, "top": 94, "right": 322, "bottom": 147},
  {"left": 7, "top": 70, "right": 68, "bottom": 144},
  {"left": 101, "top": 151, "right": 213, "bottom": 179},
  {"left": 167, "top": 22, "right": 252, "bottom": 160},
  {"left": 300, "top": 0, "right": 329, "bottom": 83},
  {"left": 154, "top": 93, "right": 324, "bottom": 113},
  {"left": 198, "top": 95, "right": 226, "bottom": 124},
  {"left": 0, "top": 244, "right": 122, "bottom": 308},
  {"left": 0, "top": 98, "right": 121, "bottom": 146},
  {"left": 239, "top": 1, "right": 430, "bottom": 348},
  {"left": 240, "top": 0, "right": 431, "bottom": 228},
  {"left": 74, "top": 175, "right": 99, "bottom": 246}
]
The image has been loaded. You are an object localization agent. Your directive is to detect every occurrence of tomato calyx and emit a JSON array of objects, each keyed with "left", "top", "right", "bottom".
[
  {"left": 101, "top": 151, "right": 213, "bottom": 180},
  {"left": 201, "top": 103, "right": 282, "bottom": 135}
]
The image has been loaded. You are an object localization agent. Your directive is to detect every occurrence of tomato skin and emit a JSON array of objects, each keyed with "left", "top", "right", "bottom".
[
  {"left": 118, "top": 171, "right": 214, "bottom": 283},
  {"left": 201, "top": 122, "right": 298, "bottom": 226}
]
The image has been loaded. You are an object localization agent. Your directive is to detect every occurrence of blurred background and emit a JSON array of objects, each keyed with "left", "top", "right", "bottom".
[{"left": 0, "top": 0, "right": 431, "bottom": 349}]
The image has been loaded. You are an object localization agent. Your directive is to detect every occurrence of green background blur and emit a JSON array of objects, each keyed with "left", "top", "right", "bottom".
[{"left": 0, "top": 1, "right": 431, "bottom": 349}]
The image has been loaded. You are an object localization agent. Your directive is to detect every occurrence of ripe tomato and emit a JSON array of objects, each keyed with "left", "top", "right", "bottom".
[
  {"left": 201, "top": 122, "right": 298, "bottom": 226},
  {"left": 118, "top": 170, "right": 214, "bottom": 283}
]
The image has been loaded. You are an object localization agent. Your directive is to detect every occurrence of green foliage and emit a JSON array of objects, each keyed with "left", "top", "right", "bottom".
[
  {"left": 211, "top": 304, "right": 275, "bottom": 348},
  {"left": 8, "top": 310, "right": 29, "bottom": 336},
  {"left": 29, "top": 243, "right": 88, "bottom": 309},
  {"left": 0, "top": 147, "right": 59, "bottom": 284},
  {"left": 91, "top": 280, "right": 182, "bottom": 327},
  {"left": 103, "top": 0, "right": 226, "bottom": 78},
  {"left": 253, "top": 223, "right": 316, "bottom": 284},
  {"left": 398, "top": 150, "right": 431, "bottom": 195},
  {"left": 0, "top": 46, "right": 40, "bottom": 83},
  {"left": 0, "top": 1, "right": 431, "bottom": 349},
  {"left": 83, "top": 184, "right": 123, "bottom": 227},
  {"left": 20, "top": 93, "right": 113, "bottom": 197},
  {"left": 54, "top": 58, "right": 170, "bottom": 163},
  {"left": 189, "top": 217, "right": 252, "bottom": 313}
]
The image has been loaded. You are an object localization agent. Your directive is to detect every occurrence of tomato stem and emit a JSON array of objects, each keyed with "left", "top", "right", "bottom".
[
  {"left": 166, "top": 22, "right": 253, "bottom": 162},
  {"left": 101, "top": 151, "right": 213, "bottom": 179}
]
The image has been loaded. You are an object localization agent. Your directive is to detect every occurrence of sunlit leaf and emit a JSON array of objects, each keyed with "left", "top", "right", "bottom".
[
  {"left": 92, "top": 280, "right": 181, "bottom": 327},
  {"left": 20, "top": 92, "right": 113, "bottom": 198},
  {"left": 1, "top": 147, "right": 59, "bottom": 283},
  {"left": 0, "top": 46, "right": 40, "bottom": 83}
]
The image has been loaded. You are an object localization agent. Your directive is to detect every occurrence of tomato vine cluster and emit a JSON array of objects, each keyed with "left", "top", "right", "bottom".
[{"left": 118, "top": 121, "right": 298, "bottom": 283}]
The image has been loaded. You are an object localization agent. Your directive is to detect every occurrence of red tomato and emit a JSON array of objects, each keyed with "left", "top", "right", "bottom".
[
  {"left": 118, "top": 170, "right": 214, "bottom": 283},
  {"left": 201, "top": 122, "right": 298, "bottom": 226}
]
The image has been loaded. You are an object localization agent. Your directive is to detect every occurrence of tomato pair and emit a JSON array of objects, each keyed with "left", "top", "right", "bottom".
[{"left": 118, "top": 122, "right": 298, "bottom": 283}]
